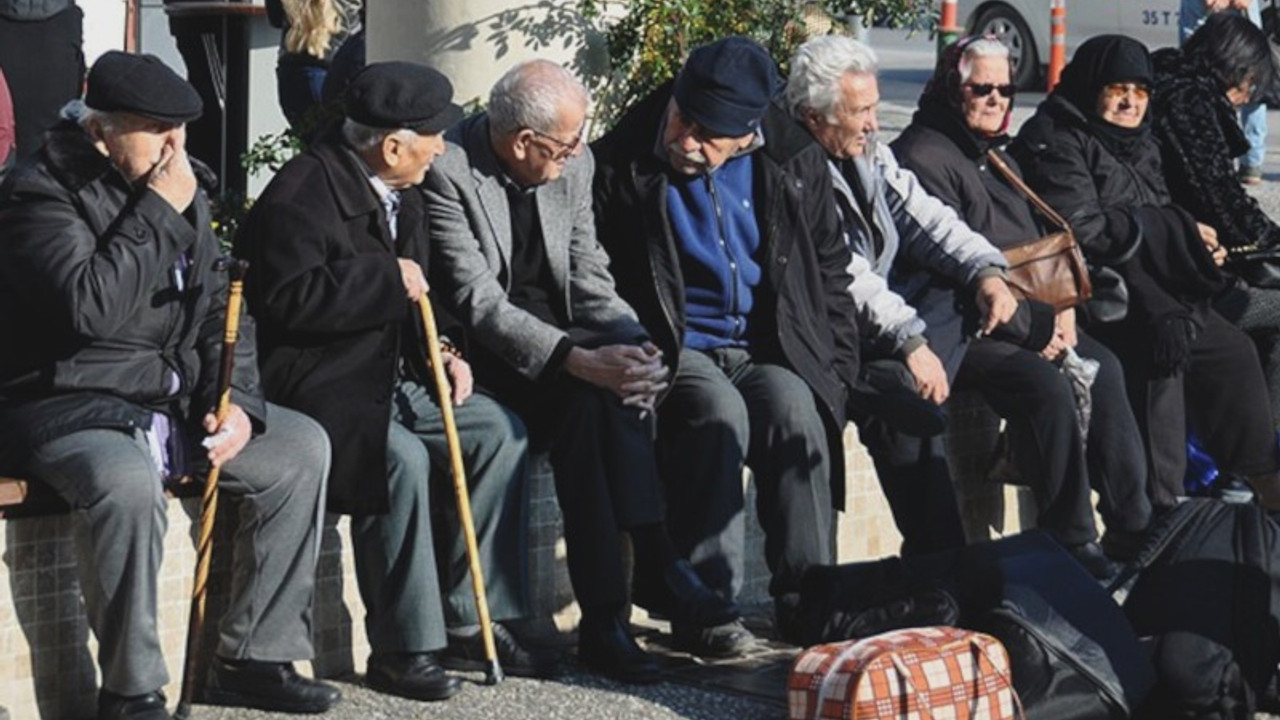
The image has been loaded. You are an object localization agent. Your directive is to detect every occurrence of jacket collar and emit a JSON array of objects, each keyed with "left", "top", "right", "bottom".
[
  {"left": 312, "top": 140, "right": 383, "bottom": 221},
  {"left": 40, "top": 120, "right": 118, "bottom": 194}
]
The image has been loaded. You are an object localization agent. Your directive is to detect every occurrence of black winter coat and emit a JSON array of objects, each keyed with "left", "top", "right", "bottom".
[
  {"left": 591, "top": 85, "right": 860, "bottom": 507},
  {"left": 1151, "top": 48, "right": 1280, "bottom": 251},
  {"left": 0, "top": 120, "right": 265, "bottom": 468},
  {"left": 891, "top": 100, "right": 1042, "bottom": 250},
  {"left": 235, "top": 140, "right": 432, "bottom": 516},
  {"left": 1013, "top": 94, "right": 1224, "bottom": 331}
]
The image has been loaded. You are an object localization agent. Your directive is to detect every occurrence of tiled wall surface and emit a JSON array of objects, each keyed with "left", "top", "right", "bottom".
[{"left": 0, "top": 392, "right": 1035, "bottom": 718}]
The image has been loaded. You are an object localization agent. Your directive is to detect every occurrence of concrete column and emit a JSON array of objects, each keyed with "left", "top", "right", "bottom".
[{"left": 367, "top": 0, "right": 592, "bottom": 107}]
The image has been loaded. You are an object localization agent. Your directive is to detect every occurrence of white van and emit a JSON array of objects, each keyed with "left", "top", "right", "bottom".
[{"left": 955, "top": 0, "right": 1183, "bottom": 87}]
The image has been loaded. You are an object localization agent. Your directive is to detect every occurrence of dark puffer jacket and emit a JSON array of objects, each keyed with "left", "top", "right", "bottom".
[
  {"left": 1151, "top": 47, "right": 1280, "bottom": 251},
  {"left": 0, "top": 119, "right": 265, "bottom": 468},
  {"left": 591, "top": 83, "right": 860, "bottom": 507}
]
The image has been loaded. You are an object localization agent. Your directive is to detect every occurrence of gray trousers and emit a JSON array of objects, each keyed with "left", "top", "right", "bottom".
[
  {"left": 350, "top": 381, "right": 528, "bottom": 655},
  {"left": 657, "top": 347, "right": 833, "bottom": 605},
  {"left": 26, "top": 403, "right": 330, "bottom": 696}
]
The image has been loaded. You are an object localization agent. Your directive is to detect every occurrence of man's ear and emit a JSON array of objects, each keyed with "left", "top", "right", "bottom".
[
  {"left": 381, "top": 132, "right": 404, "bottom": 169},
  {"left": 509, "top": 129, "right": 532, "bottom": 162},
  {"left": 84, "top": 116, "right": 110, "bottom": 155}
]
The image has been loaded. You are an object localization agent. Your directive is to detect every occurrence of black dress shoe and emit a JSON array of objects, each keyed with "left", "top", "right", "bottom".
[
  {"left": 366, "top": 652, "right": 463, "bottom": 701},
  {"left": 441, "top": 622, "right": 563, "bottom": 678},
  {"left": 205, "top": 657, "right": 342, "bottom": 713},
  {"left": 97, "top": 690, "right": 171, "bottom": 720},
  {"left": 1067, "top": 541, "right": 1120, "bottom": 582},
  {"left": 577, "top": 613, "right": 661, "bottom": 684},
  {"left": 659, "top": 559, "right": 740, "bottom": 627},
  {"left": 672, "top": 620, "right": 757, "bottom": 658}
]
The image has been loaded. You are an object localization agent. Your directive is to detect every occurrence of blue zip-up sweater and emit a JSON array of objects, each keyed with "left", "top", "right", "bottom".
[{"left": 666, "top": 153, "right": 762, "bottom": 349}]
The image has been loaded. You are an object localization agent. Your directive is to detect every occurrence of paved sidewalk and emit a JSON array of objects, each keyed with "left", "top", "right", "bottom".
[{"left": 187, "top": 608, "right": 795, "bottom": 720}]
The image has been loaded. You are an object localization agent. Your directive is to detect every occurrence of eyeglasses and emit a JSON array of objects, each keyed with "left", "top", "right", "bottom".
[
  {"left": 527, "top": 126, "right": 583, "bottom": 160},
  {"left": 964, "top": 82, "right": 1016, "bottom": 98},
  {"left": 1102, "top": 83, "right": 1150, "bottom": 100}
]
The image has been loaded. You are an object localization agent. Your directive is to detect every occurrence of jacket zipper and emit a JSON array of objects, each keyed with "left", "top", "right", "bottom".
[{"left": 705, "top": 173, "right": 742, "bottom": 339}]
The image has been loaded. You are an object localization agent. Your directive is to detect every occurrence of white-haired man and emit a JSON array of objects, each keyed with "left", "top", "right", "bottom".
[
  {"left": 237, "top": 61, "right": 548, "bottom": 699},
  {"left": 425, "top": 59, "right": 736, "bottom": 684},
  {"left": 786, "top": 35, "right": 1025, "bottom": 559}
]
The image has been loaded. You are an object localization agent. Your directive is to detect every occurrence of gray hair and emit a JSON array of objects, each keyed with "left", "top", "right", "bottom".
[
  {"left": 487, "top": 60, "right": 588, "bottom": 136},
  {"left": 341, "top": 119, "right": 418, "bottom": 151},
  {"left": 957, "top": 37, "right": 1011, "bottom": 85},
  {"left": 786, "top": 35, "right": 879, "bottom": 121},
  {"left": 73, "top": 101, "right": 125, "bottom": 134}
]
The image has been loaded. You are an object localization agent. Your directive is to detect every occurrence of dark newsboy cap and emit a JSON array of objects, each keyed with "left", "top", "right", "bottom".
[
  {"left": 672, "top": 36, "right": 779, "bottom": 137},
  {"left": 85, "top": 51, "right": 203, "bottom": 124},
  {"left": 344, "top": 61, "right": 463, "bottom": 134}
]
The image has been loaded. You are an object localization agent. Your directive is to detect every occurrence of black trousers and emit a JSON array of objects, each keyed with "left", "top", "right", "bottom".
[
  {"left": 959, "top": 331, "right": 1151, "bottom": 544},
  {"left": 864, "top": 280, "right": 1151, "bottom": 552},
  {"left": 860, "top": 282, "right": 969, "bottom": 557},
  {"left": 1095, "top": 307, "right": 1278, "bottom": 510},
  {"left": 656, "top": 346, "right": 833, "bottom": 606},
  {"left": 481, "top": 363, "right": 663, "bottom": 613}
]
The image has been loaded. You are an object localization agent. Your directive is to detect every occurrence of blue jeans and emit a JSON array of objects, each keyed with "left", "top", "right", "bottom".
[{"left": 1180, "top": 0, "right": 1268, "bottom": 169}]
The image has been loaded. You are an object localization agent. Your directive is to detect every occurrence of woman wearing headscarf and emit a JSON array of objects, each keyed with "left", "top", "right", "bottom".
[
  {"left": 1153, "top": 12, "right": 1280, "bottom": 426},
  {"left": 892, "top": 36, "right": 1152, "bottom": 559},
  {"left": 1012, "top": 34, "right": 1280, "bottom": 513}
]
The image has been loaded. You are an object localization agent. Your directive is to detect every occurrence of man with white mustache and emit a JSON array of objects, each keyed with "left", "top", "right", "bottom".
[{"left": 592, "top": 36, "right": 861, "bottom": 656}]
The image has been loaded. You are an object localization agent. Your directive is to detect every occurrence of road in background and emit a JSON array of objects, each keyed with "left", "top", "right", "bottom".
[{"left": 865, "top": 26, "right": 1280, "bottom": 182}]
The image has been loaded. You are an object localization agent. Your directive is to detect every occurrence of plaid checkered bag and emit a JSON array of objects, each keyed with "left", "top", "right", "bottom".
[{"left": 787, "top": 626, "right": 1022, "bottom": 720}]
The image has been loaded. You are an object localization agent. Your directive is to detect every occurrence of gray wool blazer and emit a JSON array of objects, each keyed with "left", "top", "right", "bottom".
[{"left": 423, "top": 113, "right": 647, "bottom": 380}]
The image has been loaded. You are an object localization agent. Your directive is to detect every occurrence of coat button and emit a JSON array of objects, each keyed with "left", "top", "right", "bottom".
[
  {"left": 777, "top": 255, "right": 788, "bottom": 265},
  {"left": 794, "top": 179, "right": 803, "bottom": 189}
]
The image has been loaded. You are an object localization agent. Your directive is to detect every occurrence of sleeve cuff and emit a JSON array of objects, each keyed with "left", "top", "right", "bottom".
[
  {"left": 538, "top": 336, "right": 577, "bottom": 382},
  {"left": 895, "top": 335, "right": 927, "bottom": 359},
  {"left": 974, "top": 265, "right": 1008, "bottom": 283}
]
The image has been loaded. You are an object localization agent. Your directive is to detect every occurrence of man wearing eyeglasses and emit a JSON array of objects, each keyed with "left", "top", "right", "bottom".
[{"left": 424, "top": 59, "right": 736, "bottom": 683}]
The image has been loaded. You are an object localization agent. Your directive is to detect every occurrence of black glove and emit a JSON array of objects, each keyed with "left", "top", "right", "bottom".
[{"left": 1151, "top": 313, "right": 1199, "bottom": 377}]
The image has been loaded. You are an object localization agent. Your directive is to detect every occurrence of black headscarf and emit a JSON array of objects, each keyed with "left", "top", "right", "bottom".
[{"left": 1053, "top": 35, "right": 1154, "bottom": 160}]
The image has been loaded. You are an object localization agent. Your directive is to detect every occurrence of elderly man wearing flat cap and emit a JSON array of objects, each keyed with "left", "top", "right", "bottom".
[
  {"left": 423, "top": 60, "right": 737, "bottom": 684},
  {"left": 0, "top": 51, "right": 340, "bottom": 720},
  {"left": 237, "top": 61, "right": 546, "bottom": 700},
  {"left": 592, "top": 36, "right": 861, "bottom": 656}
]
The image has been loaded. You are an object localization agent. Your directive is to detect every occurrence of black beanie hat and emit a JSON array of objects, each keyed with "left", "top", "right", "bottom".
[
  {"left": 344, "top": 61, "right": 463, "bottom": 134},
  {"left": 672, "top": 36, "right": 779, "bottom": 137},
  {"left": 85, "top": 51, "right": 203, "bottom": 124}
]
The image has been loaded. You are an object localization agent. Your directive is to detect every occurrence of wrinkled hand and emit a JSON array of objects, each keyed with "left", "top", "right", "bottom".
[
  {"left": 440, "top": 352, "right": 473, "bottom": 406},
  {"left": 566, "top": 342, "right": 669, "bottom": 402},
  {"left": 148, "top": 142, "right": 197, "bottom": 213},
  {"left": 620, "top": 342, "right": 669, "bottom": 417},
  {"left": 1206, "top": 0, "right": 1232, "bottom": 10},
  {"left": 202, "top": 404, "right": 251, "bottom": 468},
  {"left": 397, "top": 259, "right": 429, "bottom": 301},
  {"left": 975, "top": 276, "right": 1019, "bottom": 336},
  {"left": 905, "top": 344, "right": 949, "bottom": 405},
  {"left": 1197, "top": 223, "right": 1227, "bottom": 267},
  {"left": 1230, "top": 0, "right": 1251, "bottom": 10}
]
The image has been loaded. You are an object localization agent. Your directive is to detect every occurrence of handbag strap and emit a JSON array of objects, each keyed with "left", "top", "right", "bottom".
[{"left": 986, "top": 149, "right": 1070, "bottom": 233}]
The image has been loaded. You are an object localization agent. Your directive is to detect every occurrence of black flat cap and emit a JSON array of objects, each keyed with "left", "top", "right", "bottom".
[
  {"left": 344, "top": 61, "right": 463, "bottom": 134},
  {"left": 85, "top": 51, "right": 202, "bottom": 124},
  {"left": 673, "top": 36, "right": 779, "bottom": 137}
]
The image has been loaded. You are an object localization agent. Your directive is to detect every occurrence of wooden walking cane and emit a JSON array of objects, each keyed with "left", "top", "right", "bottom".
[
  {"left": 176, "top": 258, "right": 249, "bottom": 720},
  {"left": 417, "top": 294, "right": 504, "bottom": 685}
]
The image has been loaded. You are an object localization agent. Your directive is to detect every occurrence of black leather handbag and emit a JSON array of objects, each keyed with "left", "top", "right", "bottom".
[{"left": 1226, "top": 244, "right": 1280, "bottom": 289}]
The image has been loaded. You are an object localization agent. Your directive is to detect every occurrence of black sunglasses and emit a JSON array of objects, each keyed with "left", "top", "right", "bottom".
[{"left": 964, "top": 82, "right": 1017, "bottom": 98}]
